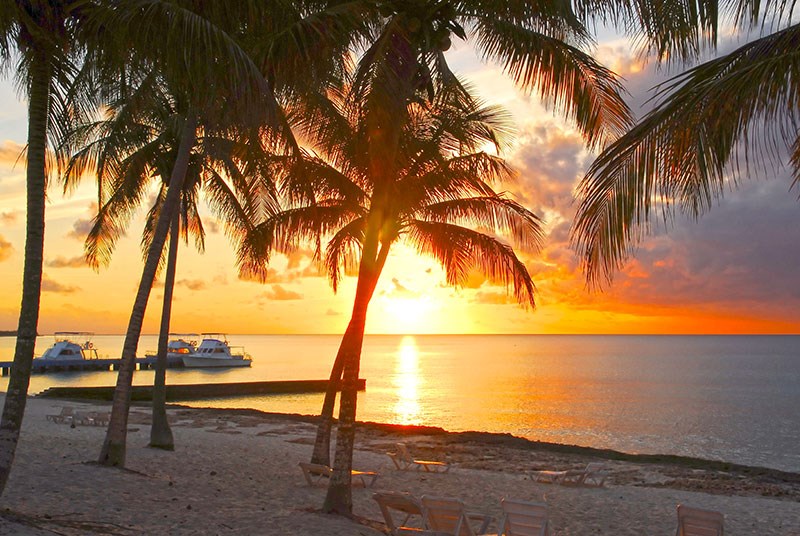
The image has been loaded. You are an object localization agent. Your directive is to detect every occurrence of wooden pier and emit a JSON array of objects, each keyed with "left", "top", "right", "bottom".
[
  {"left": 36, "top": 378, "right": 367, "bottom": 401},
  {"left": 0, "top": 355, "right": 185, "bottom": 376}
]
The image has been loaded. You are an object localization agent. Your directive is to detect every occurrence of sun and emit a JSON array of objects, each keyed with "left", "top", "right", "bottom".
[{"left": 376, "top": 296, "right": 435, "bottom": 334}]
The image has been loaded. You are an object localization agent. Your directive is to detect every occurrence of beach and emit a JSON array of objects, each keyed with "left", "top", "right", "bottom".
[{"left": 1, "top": 396, "right": 798, "bottom": 535}]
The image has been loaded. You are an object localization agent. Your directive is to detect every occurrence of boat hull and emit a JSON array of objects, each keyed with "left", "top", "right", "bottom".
[{"left": 181, "top": 355, "right": 252, "bottom": 368}]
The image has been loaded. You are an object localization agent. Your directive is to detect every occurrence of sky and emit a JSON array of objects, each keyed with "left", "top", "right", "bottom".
[{"left": 0, "top": 29, "right": 799, "bottom": 336}]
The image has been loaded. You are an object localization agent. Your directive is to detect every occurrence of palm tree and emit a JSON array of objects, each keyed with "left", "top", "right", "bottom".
[
  {"left": 571, "top": 22, "right": 800, "bottom": 284},
  {"left": 302, "top": 0, "right": 636, "bottom": 471},
  {"left": 0, "top": 0, "right": 136, "bottom": 496},
  {"left": 59, "top": 69, "right": 273, "bottom": 450},
  {"left": 244, "top": 75, "right": 545, "bottom": 513},
  {"left": 79, "top": 3, "right": 278, "bottom": 468},
  {"left": 302, "top": 0, "right": 775, "bottom": 473}
]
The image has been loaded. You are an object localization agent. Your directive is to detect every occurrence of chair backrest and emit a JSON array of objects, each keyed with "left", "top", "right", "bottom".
[
  {"left": 421, "top": 496, "right": 474, "bottom": 536},
  {"left": 373, "top": 491, "right": 423, "bottom": 533},
  {"left": 676, "top": 504, "right": 724, "bottom": 536},
  {"left": 396, "top": 442, "right": 413, "bottom": 462},
  {"left": 500, "top": 498, "right": 549, "bottom": 536}
]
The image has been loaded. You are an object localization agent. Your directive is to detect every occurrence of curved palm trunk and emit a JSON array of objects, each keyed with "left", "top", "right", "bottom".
[
  {"left": 99, "top": 113, "right": 197, "bottom": 467},
  {"left": 313, "top": 77, "right": 408, "bottom": 468},
  {"left": 309, "top": 341, "right": 346, "bottom": 465},
  {"left": 149, "top": 214, "right": 180, "bottom": 450},
  {"left": 0, "top": 52, "right": 50, "bottom": 497},
  {"left": 323, "top": 236, "right": 390, "bottom": 514}
]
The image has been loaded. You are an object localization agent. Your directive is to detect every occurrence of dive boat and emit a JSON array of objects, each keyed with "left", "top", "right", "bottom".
[
  {"left": 145, "top": 336, "right": 198, "bottom": 358},
  {"left": 180, "top": 335, "right": 252, "bottom": 368},
  {"left": 37, "top": 332, "right": 99, "bottom": 360}
]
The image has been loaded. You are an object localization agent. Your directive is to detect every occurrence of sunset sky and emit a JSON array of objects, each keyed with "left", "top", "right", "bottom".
[{"left": 1, "top": 31, "right": 799, "bottom": 336}]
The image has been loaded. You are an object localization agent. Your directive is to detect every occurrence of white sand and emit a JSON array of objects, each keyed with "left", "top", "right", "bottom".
[{"left": 0, "top": 397, "right": 797, "bottom": 535}]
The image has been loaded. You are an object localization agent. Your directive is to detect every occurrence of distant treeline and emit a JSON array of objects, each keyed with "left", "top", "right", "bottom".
[{"left": 0, "top": 330, "right": 41, "bottom": 337}]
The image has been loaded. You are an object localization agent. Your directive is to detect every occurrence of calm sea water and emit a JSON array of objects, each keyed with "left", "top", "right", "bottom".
[{"left": 1, "top": 334, "right": 798, "bottom": 472}]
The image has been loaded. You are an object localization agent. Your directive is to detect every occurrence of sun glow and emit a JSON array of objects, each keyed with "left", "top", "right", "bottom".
[
  {"left": 392, "top": 336, "right": 422, "bottom": 425},
  {"left": 380, "top": 296, "right": 435, "bottom": 334}
]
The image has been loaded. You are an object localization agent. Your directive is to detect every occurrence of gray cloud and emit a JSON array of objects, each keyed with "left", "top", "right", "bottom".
[{"left": 66, "top": 217, "right": 94, "bottom": 241}]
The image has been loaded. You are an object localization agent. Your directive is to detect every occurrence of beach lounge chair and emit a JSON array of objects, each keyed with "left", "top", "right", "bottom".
[
  {"left": 675, "top": 504, "right": 724, "bottom": 536},
  {"left": 388, "top": 443, "right": 451, "bottom": 473},
  {"left": 401, "top": 495, "right": 491, "bottom": 536},
  {"left": 497, "top": 499, "right": 549, "bottom": 536},
  {"left": 46, "top": 406, "right": 74, "bottom": 424},
  {"left": 533, "top": 463, "right": 608, "bottom": 487},
  {"left": 89, "top": 412, "right": 110, "bottom": 426},
  {"left": 373, "top": 491, "right": 424, "bottom": 534},
  {"left": 298, "top": 462, "right": 379, "bottom": 488},
  {"left": 581, "top": 463, "right": 608, "bottom": 487},
  {"left": 531, "top": 470, "right": 567, "bottom": 484},
  {"left": 69, "top": 411, "right": 94, "bottom": 427}
]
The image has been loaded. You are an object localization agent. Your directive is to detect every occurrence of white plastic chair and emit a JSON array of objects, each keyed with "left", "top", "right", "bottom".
[{"left": 498, "top": 498, "right": 549, "bottom": 536}]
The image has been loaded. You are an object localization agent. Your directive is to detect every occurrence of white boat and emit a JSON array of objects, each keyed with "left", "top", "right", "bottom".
[
  {"left": 145, "top": 336, "right": 198, "bottom": 359},
  {"left": 180, "top": 335, "right": 252, "bottom": 368},
  {"left": 37, "top": 332, "right": 99, "bottom": 361}
]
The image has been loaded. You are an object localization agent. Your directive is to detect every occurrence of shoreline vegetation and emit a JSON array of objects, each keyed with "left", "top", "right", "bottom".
[{"left": 0, "top": 396, "right": 797, "bottom": 535}]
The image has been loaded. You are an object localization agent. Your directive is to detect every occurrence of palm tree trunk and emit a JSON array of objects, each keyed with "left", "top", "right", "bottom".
[
  {"left": 309, "top": 338, "right": 347, "bottom": 466},
  {"left": 149, "top": 214, "right": 179, "bottom": 450},
  {"left": 323, "top": 237, "right": 390, "bottom": 514},
  {"left": 99, "top": 113, "right": 197, "bottom": 467},
  {"left": 321, "top": 290, "right": 370, "bottom": 515},
  {"left": 0, "top": 52, "right": 50, "bottom": 497},
  {"left": 311, "top": 236, "right": 392, "bottom": 467}
]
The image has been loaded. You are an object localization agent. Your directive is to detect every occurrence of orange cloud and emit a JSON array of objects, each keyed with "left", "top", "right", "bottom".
[
  {"left": 0, "top": 141, "right": 25, "bottom": 166},
  {"left": 0, "top": 235, "right": 12, "bottom": 262},
  {"left": 46, "top": 255, "right": 87, "bottom": 268},
  {"left": 260, "top": 284, "right": 302, "bottom": 301},
  {"left": 176, "top": 279, "right": 206, "bottom": 291},
  {"left": 473, "top": 290, "right": 514, "bottom": 305},
  {"left": 41, "top": 275, "right": 79, "bottom": 294},
  {"left": 0, "top": 212, "right": 17, "bottom": 224}
]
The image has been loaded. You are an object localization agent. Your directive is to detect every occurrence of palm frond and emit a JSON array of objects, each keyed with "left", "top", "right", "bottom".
[
  {"left": 406, "top": 220, "right": 536, "bottom": 307},
  {"left": 324, "top": 218, "right": 367, "bottom": 292},
  {"left": 414, "top": 196, "right": 545, "bottom": 252},
  {"left": 471, "top": 18, "right": 632, "bottom": 148},
  {"left": 571, "top": 23, "right": 800, "bottom": 286}
]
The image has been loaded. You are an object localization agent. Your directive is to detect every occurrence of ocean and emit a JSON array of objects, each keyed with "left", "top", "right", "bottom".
[{"left": 2, "top": 334, "right": 798, "bottom": 472}]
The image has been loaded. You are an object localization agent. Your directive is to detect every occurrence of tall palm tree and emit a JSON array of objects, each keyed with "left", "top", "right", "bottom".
[
  {"left": 245, "top": 76, "right": 545, "bottom": 513},
  {"left": 60, "top": 69, "right": 273, "bottom": 450},
  {"left": 303, "top": 0, "right": 768, "bottom": 472},
  {"left": 571, "top": 22, "right": 800, "bottom": 283},
  {"left": 303, "top": 0, "right": 636, "bottom": 470},
  {"left": 80, "top": 3, "right": 277, "bottom": 468},
  {"left": 0, "top": 0, "right": 149, "bottom": 496}
]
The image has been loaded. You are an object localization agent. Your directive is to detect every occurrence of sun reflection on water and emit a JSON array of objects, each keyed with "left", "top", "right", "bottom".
[{"left": 392, "top": 335, "right": 422, "bottom": 425}]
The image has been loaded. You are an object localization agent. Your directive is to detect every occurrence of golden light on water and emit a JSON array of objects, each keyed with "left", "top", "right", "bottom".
[{"left": 392, "top": 335, "right": 422, "bottom": 425}]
